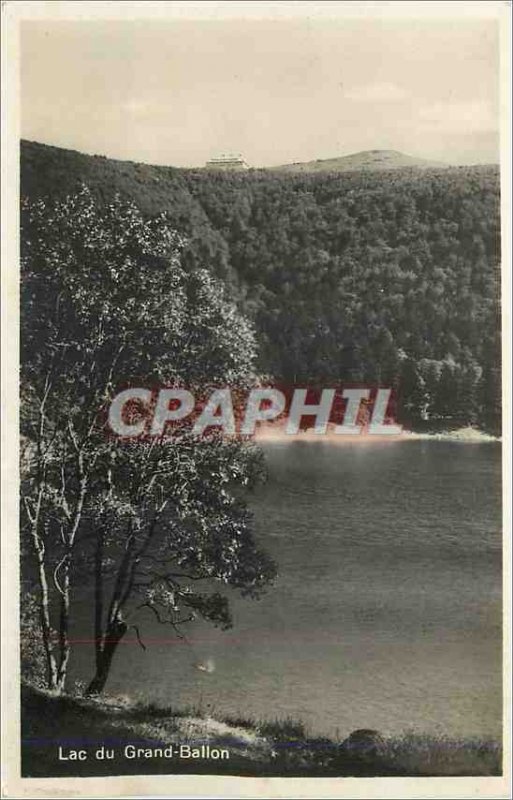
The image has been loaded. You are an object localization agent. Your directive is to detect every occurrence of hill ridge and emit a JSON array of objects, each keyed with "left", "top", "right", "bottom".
[
  {"left": 21, "top": 140, "right": 454, "bottom": 173},
  {"left": 270, "top": 149, "right": 449, "bottom": 173}
]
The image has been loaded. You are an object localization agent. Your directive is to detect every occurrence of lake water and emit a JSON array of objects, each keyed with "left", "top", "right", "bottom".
[{"left": 73, "top": 440, "right": 502, "bottom": 740}]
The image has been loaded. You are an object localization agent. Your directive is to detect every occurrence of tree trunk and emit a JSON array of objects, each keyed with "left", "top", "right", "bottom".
[
  {"left": 85, "top": 617, "right": 127, "bottom": 695},
  {"left": 93, "top": 530, "right": 104, "bottom": 673},
  {"left": 55, "top": 559, "right": 71, "bottom": 692},
  {"left": 35, "top": 550, "right": 59, "bottom": 691}
]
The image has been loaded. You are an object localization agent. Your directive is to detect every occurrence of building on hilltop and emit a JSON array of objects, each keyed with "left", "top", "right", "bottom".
[{"left": 205, "top": 153, "right": 249, "bottom": 171}]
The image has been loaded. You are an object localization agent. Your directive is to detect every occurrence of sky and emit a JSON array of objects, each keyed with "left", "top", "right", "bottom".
[{"left": 20, "top": 11, "right": 501, "bottom": 167}]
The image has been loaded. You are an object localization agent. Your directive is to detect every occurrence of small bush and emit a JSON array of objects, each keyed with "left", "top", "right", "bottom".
[
  {"left": 384, "top": 732, "right": 502, "bottom": 776},
  {"left": 258, "top": 717, "right": 308, "bottom": 742}
]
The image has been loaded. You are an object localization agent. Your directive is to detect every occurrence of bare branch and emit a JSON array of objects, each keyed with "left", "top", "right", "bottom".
[
  {"left": 130, "top": 624, "right": 147, "bottom": 651},
  {"left": 136, "top": 602, "right": 195, "bottom": 635},
  {"left": 67, "top": 419, "right": 81, "bottom": 454},
  {"left": 52, "top": 554, "right": 69, "bottom": 597},
  {"left": 22, "top": 495, "right": 35, "bottom": 525},
  {"left": 59, "top": 464, "right": 71, "bottom": 520},
  {"left": 138, "top": 601, "right": 167, "bottom": 625}
]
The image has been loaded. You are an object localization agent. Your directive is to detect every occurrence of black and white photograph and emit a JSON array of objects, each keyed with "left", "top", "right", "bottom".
[{"left": 1, "top": 1, "right": 510, "bottom": 797}]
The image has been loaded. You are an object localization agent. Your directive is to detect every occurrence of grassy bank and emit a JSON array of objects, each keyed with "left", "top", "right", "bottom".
[{"left": 21, "top": 685, "right": 501, "bottom": 778}]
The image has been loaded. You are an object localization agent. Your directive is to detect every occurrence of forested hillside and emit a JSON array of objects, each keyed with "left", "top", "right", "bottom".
[{"left": 21, "top": 140, "right": 501, "bottom": 431}]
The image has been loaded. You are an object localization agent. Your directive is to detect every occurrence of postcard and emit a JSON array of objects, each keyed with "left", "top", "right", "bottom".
[{"left": 2, "top": 1, "right": 511, "bottom": 797}]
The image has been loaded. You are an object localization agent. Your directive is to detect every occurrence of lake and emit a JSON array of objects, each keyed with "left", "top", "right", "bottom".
[{"left": 72, "top": 440, "right": 502, "bottom": 740}]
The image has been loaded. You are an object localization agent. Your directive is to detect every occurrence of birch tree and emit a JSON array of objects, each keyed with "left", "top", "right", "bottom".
[{"left": 21, "top": 187, "right": 275, "bottom": 694}]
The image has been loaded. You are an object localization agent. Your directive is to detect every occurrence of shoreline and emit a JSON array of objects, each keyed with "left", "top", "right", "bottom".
[
  {"left": 405, "top": 427, "right": 500, "bottom": 443},
  {"left": 254, "top": 426, "right": 500, "bottom": 445}
]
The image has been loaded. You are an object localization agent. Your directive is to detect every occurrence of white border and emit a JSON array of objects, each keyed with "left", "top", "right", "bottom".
[{"left": 2, "top": 2, "right": 511, "bottom": 798}]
